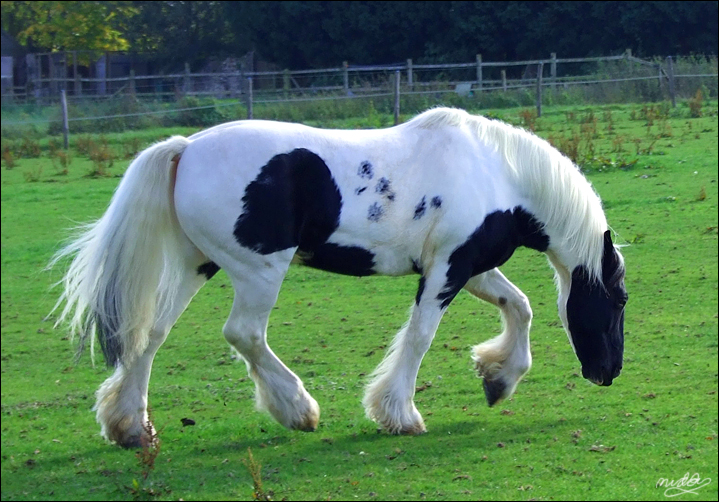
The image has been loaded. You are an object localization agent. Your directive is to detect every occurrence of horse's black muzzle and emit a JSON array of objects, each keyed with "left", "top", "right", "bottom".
[{"left": 582, "top": 364, "right": 622, "bottom": 387}]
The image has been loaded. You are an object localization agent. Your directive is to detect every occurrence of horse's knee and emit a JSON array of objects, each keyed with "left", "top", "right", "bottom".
[
  {"left": 509, "top": 294, "right": 532, "bottom": 324},
  {"left": 223, "top": 318, "right": 264, "bottom": 355}
]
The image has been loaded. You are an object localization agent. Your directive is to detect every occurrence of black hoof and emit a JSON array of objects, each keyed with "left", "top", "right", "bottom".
[
  {"left": 118, "top": 435, "right": 145, "bottom": 449},
  {"left": 483, "top": 378, "right": 507, "bottom": 407}
]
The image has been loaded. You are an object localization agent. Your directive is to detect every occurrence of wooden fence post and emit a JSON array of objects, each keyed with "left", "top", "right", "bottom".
[
  {"left": 550, "top": 52, "right": 557, "bottom": 93},
  {"left": 247, "top": 77, "right": 253, "bottom": 119},
  {"left": 184, "top": 62, "right": 191, "bottom": 96},
  {"left": 60, "top": 90, "right": 69, "bottom": 149},
  {"left": 536, "top": 62, "right": 544, "bottom": 117},
  {"left": 407, "top": 59, "right": 413, "bottom": 91},
  {"left": 501, "top": 69, "right": 507, "bottom": 92},
  {"left": 129, "top": 69, "right": 136, "bottom": 97},
  {"left": 476, "top": 54, "right": 483, "bottom": 92},
  {"left": 283, "top": 69, "right": 290, "bottom": 98},
  {"left": 73, "top": 51, "right": 80, "bottom": 96},
  {"left": 666, "top": 56, "right": 676, "bottom": 107},
  {"left": 48, "top": 54, "right": 56, "bottom": 98},
  {"left": 393, "top": 71, "right": 400, "bottom": 125},
  {"left": 104, "top": 51, "right": 110, "bottom": 95},
  {"left": 343, "top": 61, "right": 349, "bottom": 94}
]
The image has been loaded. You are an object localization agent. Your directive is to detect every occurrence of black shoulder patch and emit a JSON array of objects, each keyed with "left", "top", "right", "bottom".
[
  {"left": 197, "top": 261, "right": 221, "bottom": 280},
  {"left": 513, "top": 207, "right": 549, "bottom": 252},
  {"left": 436, "top": 206, "right": 549, "bottom": 308},
  {"left": 233, "top": 148, "right": 342, "bottom": 255}
]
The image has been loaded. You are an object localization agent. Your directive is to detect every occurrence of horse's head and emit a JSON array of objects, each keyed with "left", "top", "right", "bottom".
[{"left": 557, "top": 231, "right": 627, "bottom": 386}]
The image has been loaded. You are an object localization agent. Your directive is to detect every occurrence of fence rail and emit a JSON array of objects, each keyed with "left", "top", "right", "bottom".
[
  {"left": 2, "top": 50, "right": 717, "bottom": 146},
  {"left": 2, "top": 49, "right": 716, "bottom": 104}
]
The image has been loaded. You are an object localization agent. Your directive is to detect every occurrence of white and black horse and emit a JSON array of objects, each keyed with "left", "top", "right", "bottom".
[{"left": 51, "top": 107, "right": 627, "bottom": 447}]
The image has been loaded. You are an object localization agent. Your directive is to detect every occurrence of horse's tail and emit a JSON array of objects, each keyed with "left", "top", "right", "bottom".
[{"left": 49, "top": 136, "right": 191, "bottom": 367}]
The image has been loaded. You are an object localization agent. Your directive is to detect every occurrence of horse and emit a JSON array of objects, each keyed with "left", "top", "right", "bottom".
[{"left": 50, "top": 107, "right": 627, "bottom": 448}]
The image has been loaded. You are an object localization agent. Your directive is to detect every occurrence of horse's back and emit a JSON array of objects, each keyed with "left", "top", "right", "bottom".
[{"left": 174, "top": 118, "right": 518, "bottom": 277}]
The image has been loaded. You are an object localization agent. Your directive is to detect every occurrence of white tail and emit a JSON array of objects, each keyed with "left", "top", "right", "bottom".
[{"left": 49, "top": 136, "right": 191, "bottom": 367}]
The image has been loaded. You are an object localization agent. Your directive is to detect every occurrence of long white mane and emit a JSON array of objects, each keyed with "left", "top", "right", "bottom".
[{"left": 407, "top": 107, "right": 607, "bottom": 280}]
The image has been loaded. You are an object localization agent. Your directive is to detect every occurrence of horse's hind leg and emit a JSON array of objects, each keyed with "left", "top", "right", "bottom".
[
  {"left": 463, "top": 268, "right": 533, "bottom": 406},
  {"left": 222, "top": 253, "right": 319, "bottom": 432},
  {"left": 95, "top": 248, "right": 211, "bottom": 448}
]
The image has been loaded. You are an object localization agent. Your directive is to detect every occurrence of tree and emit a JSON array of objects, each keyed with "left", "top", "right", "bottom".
[{"left": 1, "top": 1, "right": 137, "bottom": 56}]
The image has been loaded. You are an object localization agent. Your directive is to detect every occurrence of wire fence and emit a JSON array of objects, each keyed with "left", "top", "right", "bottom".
[{"left": 1, "top": 51, "right": 716, "bottom": 137}]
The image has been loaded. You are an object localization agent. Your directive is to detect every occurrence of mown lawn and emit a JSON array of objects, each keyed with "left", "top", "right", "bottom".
[{"left": 1, "top": 101, "right": 717, "bottom": 501}]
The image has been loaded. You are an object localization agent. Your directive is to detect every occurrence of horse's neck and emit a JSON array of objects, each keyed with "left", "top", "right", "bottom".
[{"left": 514, "top": 163, "right": 605, "bottom": 275}]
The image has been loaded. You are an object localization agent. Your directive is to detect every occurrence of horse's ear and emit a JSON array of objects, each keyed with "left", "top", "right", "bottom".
[{"left": 603, "top": 230, "right": 613, "bottom": 247}]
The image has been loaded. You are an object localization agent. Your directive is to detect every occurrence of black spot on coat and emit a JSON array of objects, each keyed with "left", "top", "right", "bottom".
[
  {"left": 415, "top": 276, "right": 427, "bottom": 305},
  {"left": 431, "top": 196, "right": 442, "bottom": 208},
  {"left": 358, "top": 161, "right": 374, "bottom": 179},
  {"left": 368, "top": 202, "right": 384, "bottom": 222},
  {"left": 197, "top": 261, "right": 220, "bottom": 280},
  {"left": 375, "top": 177, "right": 390, "bottom": 194},
  {"left": 413, "top": 197, "right": 427, "bottom": 220}
]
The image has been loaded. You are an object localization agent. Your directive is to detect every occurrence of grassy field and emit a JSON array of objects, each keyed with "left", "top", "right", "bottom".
[{"left": 1, "top": 100, "right": 717, "bottom": 501}]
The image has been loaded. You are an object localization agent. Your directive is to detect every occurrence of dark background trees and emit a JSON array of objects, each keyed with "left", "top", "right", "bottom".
[{"left": 3, "top": 1, "right": 717, "bottom": 70}]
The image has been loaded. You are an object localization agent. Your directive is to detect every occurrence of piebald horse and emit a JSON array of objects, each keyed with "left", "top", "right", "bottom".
[{"left": 51, "top": 107, "right": 627, "bottom": 447}]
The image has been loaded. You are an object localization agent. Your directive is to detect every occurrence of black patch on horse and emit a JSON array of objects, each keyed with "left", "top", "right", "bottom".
[
  {"left": 430, "top": 196, "right": 442, "bottom": 209},
  {"left": 368, "top": 202, "right": 384, "bottom": 222},
  {"left": 436, "top": 207, "right": 549, "bottom": 308},
  {"left": 375, "top": 177, "right": 396, "bottom": 201},
  {"left": 413, "top": 196, "right": 427, "bottom": 220},
  {"left": 355, "top": 186, "right": 368, "bottom": 195},
  {"left": 358, "top": 161, "right": 374, "bottom": 179},
  {"left": 302, "top": 243, "right": 375, "bottom": 276},
  {"left": 415, "top": 276, "right": 427, "bottom": 305},
  {"left": 375, "top": 177, "right": 390, "bottom": 194},
  {"left": 234, "top": 148, "right": 376, "bottom": 276},
  {"left": 411, "top": 259, "right": 423, "bottom": 274},
  {"left": 197, "top": 261, "right": 220, "bottom": 280}
]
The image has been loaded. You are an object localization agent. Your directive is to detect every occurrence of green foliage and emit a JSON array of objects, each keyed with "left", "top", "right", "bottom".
[
  {"left": 1, "top": 102, "right": 717, "bottom": 501},
  {"left": 1, "top": 1, "right": 137, "bottom": 58},
  {"left": 4, "top": 2, "right": 717, "bottom": 72}
]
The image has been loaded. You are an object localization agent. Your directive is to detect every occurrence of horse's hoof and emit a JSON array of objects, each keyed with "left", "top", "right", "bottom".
[
  {"left": 117, "top": 435, "right": 146, "bottom": 449},
  {"left": 483, "top": 378, "right": 507, "bottom": 407},
  {"left": 399, "top": 423, "right": 427, "bottom": 435},
  {"left": 292, "top": 413, "right": 319, "bottom": 432},
  {"left": 295, "top": 422, "right": 317, "bottom": 432}
]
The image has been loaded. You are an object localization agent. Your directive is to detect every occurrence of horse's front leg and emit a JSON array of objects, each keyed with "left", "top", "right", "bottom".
[
  {"left": 363, "top": 267, "right": 450, "bottom": 434},
  {"left": 464, "top": 268, "right": 533, "bottom": 406}
]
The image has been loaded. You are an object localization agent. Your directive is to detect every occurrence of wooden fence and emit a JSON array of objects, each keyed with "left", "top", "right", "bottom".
[{"left": 3, "top": 50, "right": 717, "bottom": 107}]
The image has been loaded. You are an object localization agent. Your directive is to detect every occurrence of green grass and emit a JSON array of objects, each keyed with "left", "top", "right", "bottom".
[{"left": 1, "top": 101, "right": 717, "bottom": 501}]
